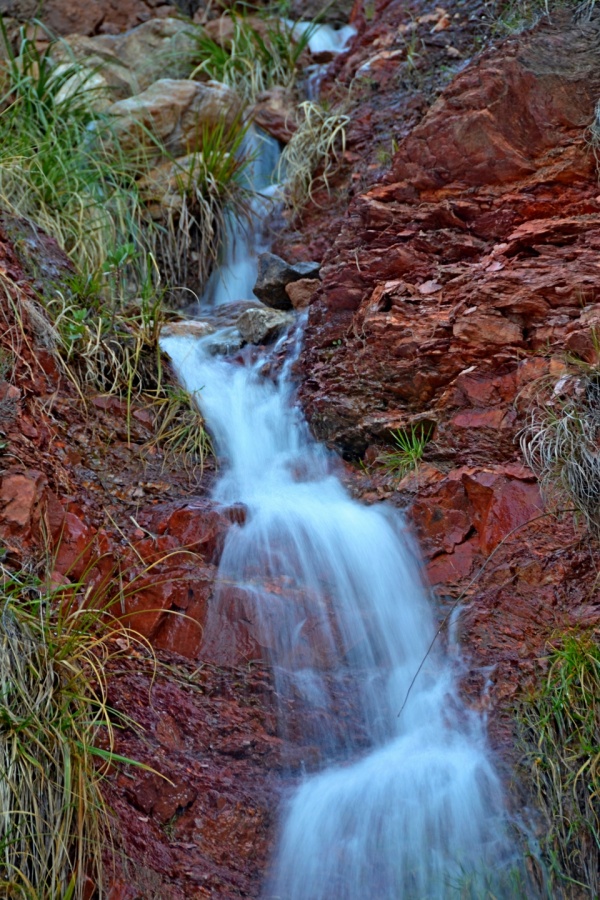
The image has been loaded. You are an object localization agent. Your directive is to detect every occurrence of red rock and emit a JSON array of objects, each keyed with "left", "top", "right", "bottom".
[
  {"left": 0, "top": 469, "right": 47, "bottom": 551},
  {"left": 285, "top": 278, "right": 321, "bottom": 310},
  {"left": 115, "top": 502, "right": 235, "bottom": 658},
  {"left": 452, "top": 314, "right": 523, "bottom": 346},
  {"left": 53, "top": 512, "right": 96, "bottom": 581},
  {"left": 38, "top": 0, "right": 171, "bottom": 36}
]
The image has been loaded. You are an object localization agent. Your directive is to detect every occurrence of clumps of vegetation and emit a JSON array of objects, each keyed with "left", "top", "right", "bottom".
[
  {"left": 0, "top": 21, "right": 148, "bottom": 286},
  {"left": 46, "top": 272, "right": 211, "bottom": 473},
  {"left": 0, "top": 22, "right": 219, "bottom": 470},
  {"left": 376, "top": 423, "right": 433, "bottom": 480},
  {"left": 520, "top": 369, "right": 600, "bottom": 535},
  {"left": 0, "top": 565, "right": 141, "bottom": 899},
  {"left": 278, "top": 100, "right": 349, "bottom": 211},
  {"left": 190, "top": 11, "right": 316, "bottom": 103},
  {"left": 497, "top": 0, "right": 596, "bottom": 32},
  {"left": 517, "top": 632, "right": 600, "bottom": 896},
  {"left": 145, "top": 116, "right": 253, "bottom": 295},
  {"left": 0, "top": 22, "right": 253, "bottom": 300}
]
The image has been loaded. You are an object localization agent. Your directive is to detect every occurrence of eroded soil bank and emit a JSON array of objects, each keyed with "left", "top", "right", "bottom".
[{"left": 0, "top": 0, "right": 599, "bottom": 896}]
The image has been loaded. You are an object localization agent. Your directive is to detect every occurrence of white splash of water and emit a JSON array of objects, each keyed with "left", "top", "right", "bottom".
[{"left": 285, "top": 21, "right": 357, "bottom": 57}]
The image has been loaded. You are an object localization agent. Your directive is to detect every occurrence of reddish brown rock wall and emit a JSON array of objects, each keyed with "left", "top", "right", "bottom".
[{"left": 298, "top": 13, "right": 600, "bottom": 744}]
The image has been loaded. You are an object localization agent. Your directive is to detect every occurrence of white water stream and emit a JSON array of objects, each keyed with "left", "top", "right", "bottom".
[{"left": 160, "top": 26, "right": 520, "bottom": 898}]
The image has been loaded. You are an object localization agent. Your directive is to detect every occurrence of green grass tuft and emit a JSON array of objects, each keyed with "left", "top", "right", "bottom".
[
  {"left": 517, "top": 632, "right": 600, "bottom": 896},
  {"left": 376, "top": 423, "right": 433, "bottom": 480}
]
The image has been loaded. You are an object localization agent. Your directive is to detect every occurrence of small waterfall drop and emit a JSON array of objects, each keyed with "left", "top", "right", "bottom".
[{"left": 160, "top": 29, "right": 521, "bottom": 897}]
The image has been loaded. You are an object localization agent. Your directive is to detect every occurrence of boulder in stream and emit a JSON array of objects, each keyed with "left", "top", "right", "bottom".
[
  {"left": 107, "top": 78, "right": 242, "bottom": 156},
  {"left": 253, "top": 252, "right": 320, "bottom": 310},
  {"left": 236, "top": 306, "right": 294, "bottom": 344}
]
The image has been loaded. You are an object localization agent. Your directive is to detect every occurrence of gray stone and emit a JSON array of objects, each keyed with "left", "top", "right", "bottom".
[
  {"left": 160, "top": 320, "right": 215, "bottom": 338},
  {"left": 205, "top": 327, "right": 244, "bottom": 356},
  {"left": 236, "top": 307, "right": 294, "bottom": 345},
  {"left": 253, "top": 252, "right": 320, "bottom": 310}
]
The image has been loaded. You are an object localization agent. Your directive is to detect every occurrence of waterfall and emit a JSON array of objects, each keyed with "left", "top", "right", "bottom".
[{"left": 160, "top": 25, "right": 522, "bottom": 898}]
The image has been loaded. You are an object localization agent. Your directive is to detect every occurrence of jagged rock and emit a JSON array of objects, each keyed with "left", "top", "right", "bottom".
[
  {"left": 90, "top": 17, "right": 197, "bottom": 90},
  {"left": 236, "top": 306, "right": 294, "bottom": 344},
  {"left": 107, "top": 78, "right": 242, "bottom": 156},
  {"left": 253, "top": 252, "right": 320, "bottom": 310},
  {"left": 285, "top": 277, "right": 320, "bottom": 310}
]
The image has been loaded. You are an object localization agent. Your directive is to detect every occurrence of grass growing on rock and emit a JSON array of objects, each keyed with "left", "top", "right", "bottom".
[
  {"left": 0, "top": 564, "right": 146, "bottom": 899},
  {"left": 0, "top": 21, "right": 149, "bottom": 287},
  {"left": 278, "top": 100, "right": 349, "bottom": 211},
  {"left": 190, "top": 10, "right": 316, "bottom": 103},
  {"left": 376, "top": 423, "right": 433, "bottom": 480},
  {"left": 520, "top": 366, "right": 600, "bottom": 535},
  {"left": 0, "top": 21, "right": 231, "bottom": 470},
  {"left": 517, "top": 632, "right": 600, "bottom": 896}
]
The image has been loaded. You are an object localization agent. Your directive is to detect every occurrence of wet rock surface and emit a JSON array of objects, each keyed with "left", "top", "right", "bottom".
[
  {"left": 236, "top": 305, "right": 295, "bottom": 344},
  {"left": 253, "top": 252, "right": 321, "bottom": 310}
]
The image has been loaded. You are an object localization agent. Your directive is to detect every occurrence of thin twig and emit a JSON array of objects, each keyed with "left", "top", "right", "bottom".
[{"left": 397, "top": 509, "right": 572, "bottom": 718}]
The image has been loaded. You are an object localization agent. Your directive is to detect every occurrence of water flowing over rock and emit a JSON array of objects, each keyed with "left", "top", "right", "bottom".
[{"left": 160, "top": 102, "right": 522, "bottom": 895}]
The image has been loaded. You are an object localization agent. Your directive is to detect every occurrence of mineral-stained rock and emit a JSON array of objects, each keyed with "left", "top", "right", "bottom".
[
  {"left": 108, "top": 78, "right": 242, "bottom": 156},
  {"left": 253, "top": 252, "right": 320, "bottom": 310},
  {"left": 236, "top": 306, "right": 294, "bottom": 344},
  {"left": 299, "top": 17, "right": 600, "bottom": 455},
  {"left": 285, "top": 277, "right": 320, "bottom": 309},
  {"left": 291, "top": 10, "right": 600, "bottom": 753}
]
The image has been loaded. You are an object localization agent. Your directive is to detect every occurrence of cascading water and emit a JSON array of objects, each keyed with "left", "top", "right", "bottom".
[{"left": 160, "top": 25, "right": 522, "bottom": 898}]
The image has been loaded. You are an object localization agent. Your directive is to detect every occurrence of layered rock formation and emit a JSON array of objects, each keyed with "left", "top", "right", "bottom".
[{"left": 298, "top": 11, "right": 600, "bottom": 743}]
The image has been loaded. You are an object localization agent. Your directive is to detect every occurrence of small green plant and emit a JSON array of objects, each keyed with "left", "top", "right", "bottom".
[
  {"left": 377, "top": 423, "right": 433, "bottom": 479},
  {"left": 517, "top": 632, "right": 600, "bottom": 895},
  {"left": 278, "top": 100, "right": 350, "bottom": 211}
]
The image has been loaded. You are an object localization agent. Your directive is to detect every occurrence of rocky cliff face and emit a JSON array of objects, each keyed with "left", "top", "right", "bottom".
[{"left": 297, "top": 8, "right": 600, "bottom": 747}]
